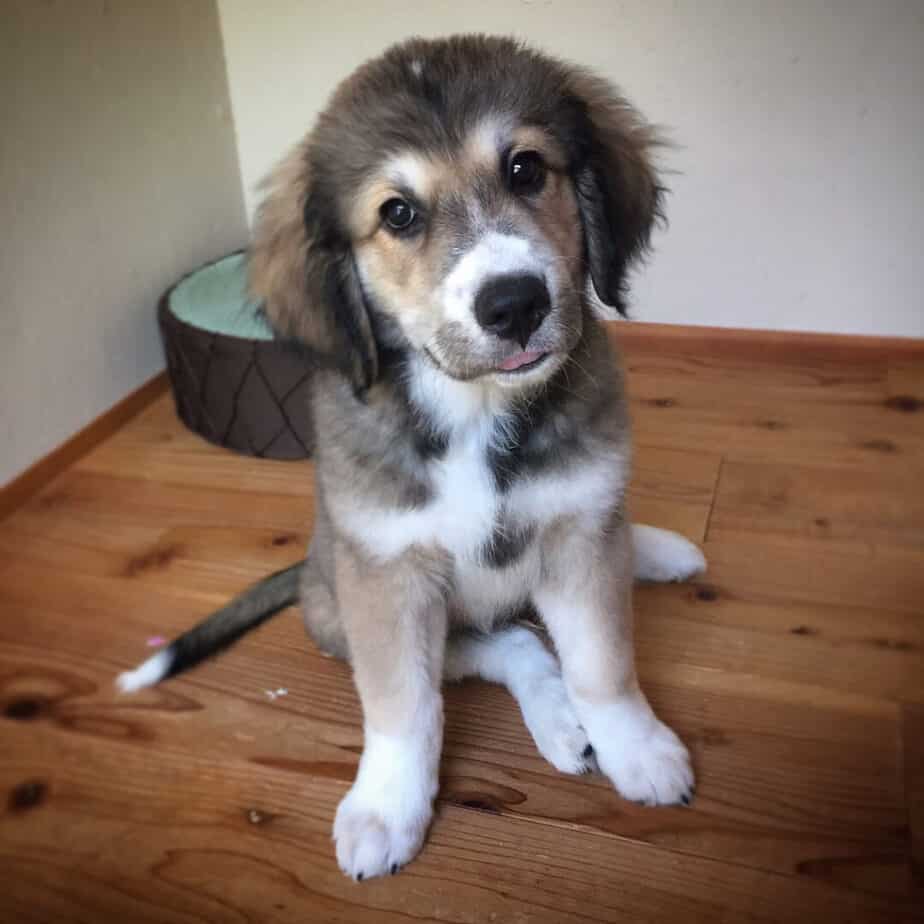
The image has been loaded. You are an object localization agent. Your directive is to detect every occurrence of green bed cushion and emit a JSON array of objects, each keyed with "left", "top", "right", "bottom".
[{"left": 169, "top": 252, "right": 274, "bottom": 341}]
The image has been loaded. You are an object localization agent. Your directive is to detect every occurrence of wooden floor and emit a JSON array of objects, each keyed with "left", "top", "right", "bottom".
[{"left": 1, "top": 327, "right": 923, "bottom": 923}]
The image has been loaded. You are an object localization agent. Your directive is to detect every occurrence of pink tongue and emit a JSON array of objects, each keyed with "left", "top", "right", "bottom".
[{"left": 499, "top": 350, "right": 544, "bottom": 371}]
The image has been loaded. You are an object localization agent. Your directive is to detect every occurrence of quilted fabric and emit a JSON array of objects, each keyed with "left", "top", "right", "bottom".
[{"left": 158, "top": 254, "right": 315, "bottom": 459}]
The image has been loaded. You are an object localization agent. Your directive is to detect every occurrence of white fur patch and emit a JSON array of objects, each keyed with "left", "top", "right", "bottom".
[
  {"left": 445, "top": 627, "right": 591, "bottom": 774},
  {"left": 438, "top": 232, "right": 550, "bottom": 340},
  {"left": 631, "top": 524, "right": 707, "bottom": 582},
  {"left": 335, "top": 414, "right": 499, "bottom": 565},
  {"left": 507, "top": 450, "right": 627, "bottom": 529},
  {"left": 384, "top": 151, "right": 433, "bottom": 200},
  {"left": 467, "top": 115, "right": 512, "bottom": 164},
  {"left": 334, "top": 723, "right": 440, "bottom": 880},
  {"left": 116, "top": 650, "right": 172, "bottom": 693},
  {"left": 572, "top": 691, "right": 694, "bottom": 805}
]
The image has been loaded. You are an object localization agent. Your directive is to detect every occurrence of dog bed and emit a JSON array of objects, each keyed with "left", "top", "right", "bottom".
[{"left": 158, "top": 252, "right": 315, "bottom": 459}]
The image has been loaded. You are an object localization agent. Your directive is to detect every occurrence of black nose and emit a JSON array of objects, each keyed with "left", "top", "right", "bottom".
[{"left": 473, "top": 274, "right": 551, "bottom": 349}]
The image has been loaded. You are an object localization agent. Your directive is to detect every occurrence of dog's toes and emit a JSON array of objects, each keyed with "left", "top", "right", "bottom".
[
  {"left": 596, "top": 719, "right": 695, "bottom": 806},
  {"left": 333, "top": 786, "right": 431, "bottom": 881},
  {"left": 519, "top": 674, "right": 594, "bottom": 774}
]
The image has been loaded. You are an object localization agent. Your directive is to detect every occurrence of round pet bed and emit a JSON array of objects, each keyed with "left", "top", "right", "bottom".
[{"left": 158, "top": 252, "right": 315, "bottom": 459}]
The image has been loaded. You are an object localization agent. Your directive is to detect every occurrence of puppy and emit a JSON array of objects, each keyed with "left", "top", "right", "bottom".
[{"left": 118, "top": 34, "right": 706, "bottom": 881}]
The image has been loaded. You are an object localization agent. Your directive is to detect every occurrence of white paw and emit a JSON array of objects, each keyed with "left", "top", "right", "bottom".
[
  {"left": 632, "top": 524, "right": 707, "bottom": 583},
  {"left": 333, "top": 787, "right": 431, "bottom": 881},
  {"left": 333, "top": 729, "right": 437, "bottom": 881},
  {"left": 519, "top": 674, "right": 593, "bottom": 774},
  {"left": 580, "top": 697, "right": 694, "bottom": 805},
  {"left": 597, "top": 719, "right": 694, "bottom": 805}
]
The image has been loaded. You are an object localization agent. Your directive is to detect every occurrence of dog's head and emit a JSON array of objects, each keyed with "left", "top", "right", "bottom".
[{"left": 251, "top": 35, "right": 663, "bottom": 392}]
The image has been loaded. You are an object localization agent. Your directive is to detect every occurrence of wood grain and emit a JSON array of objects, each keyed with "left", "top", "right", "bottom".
[
  {"left": 1, "top": 330, "right": 923, "bottom": 922},
  {"left": 0, "top": 372, "right": 168, "bottom": 522},
  {"left": 903, "top": 704, "right": 924, "bottom": 887}
]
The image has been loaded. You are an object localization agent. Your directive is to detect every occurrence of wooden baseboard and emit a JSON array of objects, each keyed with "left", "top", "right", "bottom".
[
  {"left": 612, "top": 320, "right": 924, "bottom": 362},
  {"left": 0, "top": 372, "right": 169, "bottom": 522}
]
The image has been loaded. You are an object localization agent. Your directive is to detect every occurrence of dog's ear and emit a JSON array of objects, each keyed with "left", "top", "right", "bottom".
[
  {"left": 565, "top": 72, "right": 665, "bottom": 318},
  {"left": 249, "top": 141, "right": 378, "bottom": 390}
]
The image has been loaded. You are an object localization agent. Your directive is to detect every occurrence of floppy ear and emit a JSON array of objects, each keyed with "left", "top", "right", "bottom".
[
  {"left": 249, "top": 140, "right": 378, "bottom": 390},
  {"left": 566, "top": 72, "right": 665, "bottom": 318}
]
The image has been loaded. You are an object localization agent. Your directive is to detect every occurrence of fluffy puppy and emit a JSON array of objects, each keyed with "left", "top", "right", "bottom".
[{"left": 119, "top": 34, "right": 706, "bottom": 881}]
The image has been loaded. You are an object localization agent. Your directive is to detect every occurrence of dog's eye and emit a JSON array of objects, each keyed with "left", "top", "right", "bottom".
[
  {"left": 507, "top": 151, "right": 546, "bottom": 195},
  {"left": 380, "top": 198, "right": 417, "bottom": 232}
]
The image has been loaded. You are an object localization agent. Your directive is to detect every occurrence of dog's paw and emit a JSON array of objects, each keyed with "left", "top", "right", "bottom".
[
  {"left": 334, "top": 788, "right": 431, "bottom": 881},
  {"left": 519, "top": 674, "right": 593, "bottom": 774},
  {"left": 595, "top": 717, "right": 694, "bottom": 805},
  {"left": 334, "top": 729, "right": 437, "bottom": 881},
  {"left": 632, "top": 524, "right": 706, "bottom": 583}
]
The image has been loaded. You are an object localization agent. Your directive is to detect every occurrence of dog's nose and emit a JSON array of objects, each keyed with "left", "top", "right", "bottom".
[{"left": 474, "top": 274, "right": 551, "bottom": 348}]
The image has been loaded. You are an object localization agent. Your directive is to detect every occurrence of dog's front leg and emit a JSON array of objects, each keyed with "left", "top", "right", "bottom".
[
  {"left": 534, "top": 517, "right": 694, "bottom": 805},
  {"left": 332, "top": 544, "right": 448, "bottom": 881}
]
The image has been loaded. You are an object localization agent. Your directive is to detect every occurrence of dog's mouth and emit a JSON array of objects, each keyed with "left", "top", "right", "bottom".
[{"left": 497, "top": 350, "right": 549, "bottom": 373}]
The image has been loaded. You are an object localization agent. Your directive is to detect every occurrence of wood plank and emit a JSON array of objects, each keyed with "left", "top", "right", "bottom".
[
  {"left": 0, "top": 559, "right": 914, "bottom": 896},
  {"left": 633, "top": 537, "right": 924, "bottom": 703},
  {"left": 0, "top": 372, "right": 168, "bottom": 521},
  {"left": 626, "top": 376, "right": 924, "bottom": 471},
  {"left": 629, "top": 445, "right": 721, "bottom": 543},
  {"left": 902, "top": 704, "right": 924, "bottom": 887},
  {"left": 2, "top": 330, "right": 923, "bottom": 920},
  {"left": 1, "top": 677, "right": 919, "bottom": 922},
  {"left": 6, "top": 468, "right": 314, "bottom": 535},
  {"left": 612, "top": 320, "right": 924, "bottom": 363},
  {"left": 887, "top": 362, "right": 924, "bottom": 403},
  {"left": 622, "top": 347, "right": 889, "bottom": 402},
  {"left": 709, "top": 459, "right": 924, "bottom": 548},
  {"left": 75, "top": 397, "right": 315, "bottom": 496}
]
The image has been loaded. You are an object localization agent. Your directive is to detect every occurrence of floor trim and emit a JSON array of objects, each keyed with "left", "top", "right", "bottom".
[
  {"left": 0, "top": 372, "right": 169, "bottom": 522},
  {"left": 611, "top": 320, "right": 924, "bottom": 361}
]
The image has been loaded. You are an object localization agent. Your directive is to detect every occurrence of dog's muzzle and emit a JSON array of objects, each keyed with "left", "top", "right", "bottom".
[{"left": 474, "top": 274, "right": 551, "bottom": 350}]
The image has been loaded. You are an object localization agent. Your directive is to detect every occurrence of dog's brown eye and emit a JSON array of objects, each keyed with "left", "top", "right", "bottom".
[
  {"left": 507, "top": 151, "right": 546, "bottom": 195},
  {"left": 380, "top": 198, "right": 417, "bottom": 232}
]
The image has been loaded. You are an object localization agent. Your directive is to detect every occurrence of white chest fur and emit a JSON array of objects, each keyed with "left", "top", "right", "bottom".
[
  {"left": 330, "top": 358, "right": 626, "bottom": 565},
  {"left": 334, "top": 414, "right": 500, "bottom": 563},
  {"left": 333, "top": 422, "right": 625, "bottom": 566}
]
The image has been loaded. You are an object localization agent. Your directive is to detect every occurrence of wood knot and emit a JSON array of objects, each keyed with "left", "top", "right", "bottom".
[
  {"left": 459, "top": 798, "right": 500, "bottom": 814},
  {"left": 867, "top": 637, "right": 916, "bottom": 652},
  {"left": 860, "top": 439, "right": 898, "bottom": 453},
  {"left": 123, "top": 543, "right": 183, "bottom": 577},
  {"left": 813, "top": 517, "right": 830, "bottom": 528},
  {"left": 756, "top": 419, "right": 786, "bottom": 431},
  {"left": 651, "top": 397, "right": 675, "bottom": 408},
  {"left": 884, "top": 395, "right": 921, "bottom": 413},
  {"left": 694, "top": 585, "right": 719, "bottom": 602},
  {"left": 9, "top": 780, "right": 48, "bottom": 813},
  {"left": 790, "top": 625, "right": 817, "bottom": 636},
  {"left": 271, "top": 534, "right": 293, "bottom": 547},
  {"left": 700, "top": 728, "right": 730, "bottom": 747},
  {"left": 4, "top": 697, "right": 46, "bottom": 721}
]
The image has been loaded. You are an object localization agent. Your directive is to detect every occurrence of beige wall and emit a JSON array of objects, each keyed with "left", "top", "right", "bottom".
[
  {"left": 218, "top": 0, "right": 924, "bottom": 339},
  {"left": 1, "top": 0, "right": 247, "bottom": 486}
]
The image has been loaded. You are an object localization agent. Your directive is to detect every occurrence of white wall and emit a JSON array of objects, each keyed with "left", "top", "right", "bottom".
[
  {"left": 218, "top": 0, "right": 924, "bottom": 338},
  {"left": 1, "top": 0, "right": 248, "bottom": 486}
]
